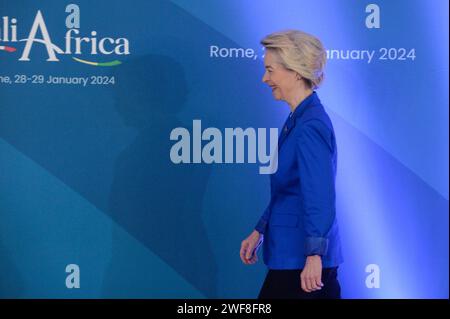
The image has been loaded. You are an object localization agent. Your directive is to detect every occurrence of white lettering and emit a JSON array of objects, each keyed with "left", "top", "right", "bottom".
[
  {"left": 19, "top": 10, "right": 64, "bottom": 62},
  {"left": 210, "top": 45, "right": 256, "bottom": 59},
  {"left": 65, "top": 4, "right": 80, "bottom": 29},
  {"left": 365, "top": 264, "right": 381, "bottom": 288},
  {"left": 169, "top": 120, "right": 278, "bottom": 174},
  {"left": 366, "top": 4, "right": 381, "bottom": 29},
  {"left": 65, "top": 264, "right": 80, "bottom": 289}
]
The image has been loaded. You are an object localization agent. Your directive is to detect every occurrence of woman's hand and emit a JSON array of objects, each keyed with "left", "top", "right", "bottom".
[
  {"left": 240, "top": 230, "right": 263, "bottom": 265},
  {"left": 300, "top": 255, "right": 324, "bottom": 292}
]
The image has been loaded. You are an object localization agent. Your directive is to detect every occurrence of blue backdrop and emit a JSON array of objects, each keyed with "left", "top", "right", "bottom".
[{"left": 0, "top": 0, "right": 448, "bottom": 298}]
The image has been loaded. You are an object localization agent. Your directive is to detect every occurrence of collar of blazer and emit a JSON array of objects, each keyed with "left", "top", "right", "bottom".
[{"left": 278, "top": 91, "right": 320, "bottom": 150}]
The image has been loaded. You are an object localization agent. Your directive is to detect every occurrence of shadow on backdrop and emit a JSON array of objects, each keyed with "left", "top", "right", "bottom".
[
  {"left": 0, "top": 240, "right": 24, "bottom": 298},
  {"left": 102, "top": 54, "right": 218, "bottom": 297}
]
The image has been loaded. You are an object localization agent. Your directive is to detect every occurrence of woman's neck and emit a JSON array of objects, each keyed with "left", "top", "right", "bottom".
[{"left": 287, "top": 88, "right": 313, "bottom": 113}]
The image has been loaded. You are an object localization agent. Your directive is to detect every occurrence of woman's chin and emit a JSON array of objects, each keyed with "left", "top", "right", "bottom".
[{"left": 272, "top": 92, "right": 282, "bottom": 100}]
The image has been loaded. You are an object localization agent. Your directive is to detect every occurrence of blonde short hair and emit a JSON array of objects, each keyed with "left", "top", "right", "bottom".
[{"left": 261, "top": 30, "right": 326, "bottom": 89}]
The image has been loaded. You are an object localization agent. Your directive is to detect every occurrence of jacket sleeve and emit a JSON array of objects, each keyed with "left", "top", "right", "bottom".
[
  {"left": 296, "top": 119, "right": 336, "bottom": 256},
  {"left": 255, "top": 206, "right": 270, "bottom": 234}
]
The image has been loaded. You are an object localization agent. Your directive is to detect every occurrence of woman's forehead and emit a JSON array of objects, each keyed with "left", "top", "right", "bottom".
[{"left": 264, "top": 51, "right": 278, "bottom": 66}]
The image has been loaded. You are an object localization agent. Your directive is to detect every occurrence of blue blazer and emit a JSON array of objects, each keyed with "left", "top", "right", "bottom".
[{"left": 255, "top": 91, "right": 343, "bottom": 269}]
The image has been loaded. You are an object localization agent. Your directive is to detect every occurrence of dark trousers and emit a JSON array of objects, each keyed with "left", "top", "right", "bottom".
[{"left": 258, "top": 267, "right": 341, "bottom": 299}]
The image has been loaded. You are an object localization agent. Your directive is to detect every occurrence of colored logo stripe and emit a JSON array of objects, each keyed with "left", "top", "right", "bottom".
[
  {"left": 0, "top": 46, "right": 17, "bottom": 52},
  {"left": 72, "top": 57, "right": 121, "bottom": 67}
]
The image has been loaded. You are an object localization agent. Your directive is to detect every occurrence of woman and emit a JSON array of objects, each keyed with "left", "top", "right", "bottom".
[{"left": 240, "top": 30, "right": 344, "bottom": 299}]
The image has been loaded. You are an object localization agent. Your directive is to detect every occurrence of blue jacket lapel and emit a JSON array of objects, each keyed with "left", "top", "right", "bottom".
[{"left": 277, "top": 91, "right": 319, "bottom": 150}]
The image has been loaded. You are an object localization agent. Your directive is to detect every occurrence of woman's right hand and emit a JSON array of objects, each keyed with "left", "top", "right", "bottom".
[{"left": 240, "top": 230, "right": 263, "bottom": 265}]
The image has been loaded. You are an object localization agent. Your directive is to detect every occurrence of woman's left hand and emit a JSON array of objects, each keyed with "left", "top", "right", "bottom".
[{"left": 300, "top": 255, "right": 324, "bottom": 293}]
